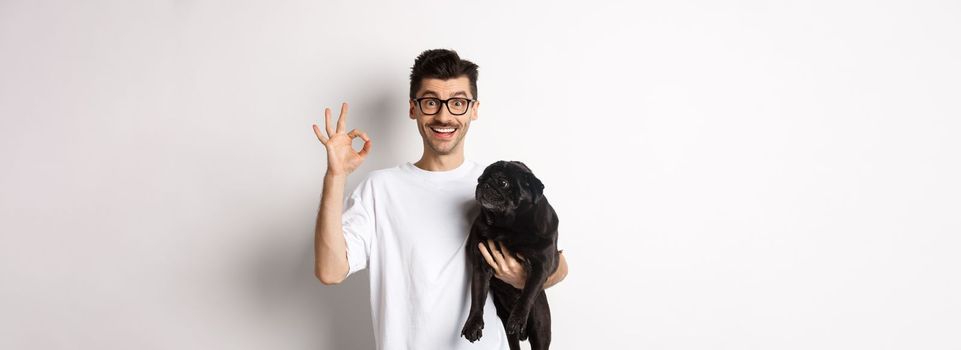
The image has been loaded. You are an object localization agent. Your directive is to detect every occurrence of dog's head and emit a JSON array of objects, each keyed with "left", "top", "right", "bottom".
[{"left": 475, "top": 160, "right": 545, "bottom": 213}]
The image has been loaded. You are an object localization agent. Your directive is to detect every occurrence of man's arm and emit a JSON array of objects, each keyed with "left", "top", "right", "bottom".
[
  {"left": 312, "top": 102, "right": 372, "bottom": 285},
  {"left": 314, "top": 173, "right": 350, "bottom": 285},
  {"left": 543, "top": 251, "right": 568, "bottom": 289}
]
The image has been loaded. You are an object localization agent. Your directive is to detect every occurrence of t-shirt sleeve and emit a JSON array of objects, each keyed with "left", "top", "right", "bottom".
[{"left": 342, "top": 177, "right": 375, "bottom": 280}]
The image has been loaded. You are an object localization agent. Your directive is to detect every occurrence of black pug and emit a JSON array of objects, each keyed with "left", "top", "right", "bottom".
[{"left": 461, "top": 160, "right": 560, "bottom": 350}]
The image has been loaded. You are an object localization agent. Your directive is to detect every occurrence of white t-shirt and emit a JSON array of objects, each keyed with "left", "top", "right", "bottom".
[{"left": 341, "top": 159, "right": 509, "bottom": 350}]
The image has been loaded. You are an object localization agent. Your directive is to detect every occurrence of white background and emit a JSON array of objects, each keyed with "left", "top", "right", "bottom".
[{"left": 1, "top": 0, "right": 959, "bottom": 349}]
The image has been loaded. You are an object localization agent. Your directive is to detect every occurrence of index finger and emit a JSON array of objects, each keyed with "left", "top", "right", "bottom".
[{"left": 478, "top": 242, "right": 498, "bottom": 270}]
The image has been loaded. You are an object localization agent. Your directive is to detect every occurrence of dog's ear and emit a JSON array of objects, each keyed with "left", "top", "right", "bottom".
[
  {"left": 524, "top": 172, "right": 544, "bottom": 200},
  {"left": 510, "top": 161, "right": 532, "bottom": 173},
  {"left": 510, "top": 161, "right": 543, "bottom": 199}
]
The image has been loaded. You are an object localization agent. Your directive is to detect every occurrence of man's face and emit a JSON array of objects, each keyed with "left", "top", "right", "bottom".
[{"left": 409, "top": 76, "right": 479, "bottom": 156}]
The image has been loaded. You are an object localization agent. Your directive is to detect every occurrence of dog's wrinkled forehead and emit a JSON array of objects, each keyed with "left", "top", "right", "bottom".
[
  {"left": 480, "top": 161, "right": 529, "bottom": 180},
  {"left": 509, "top": 161, "right": 532, "bottom": 173}
]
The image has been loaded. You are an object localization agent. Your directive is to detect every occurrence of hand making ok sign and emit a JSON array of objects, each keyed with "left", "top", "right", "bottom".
[{"left": 312, "top": 102, "right": 372, "bottom": 176}]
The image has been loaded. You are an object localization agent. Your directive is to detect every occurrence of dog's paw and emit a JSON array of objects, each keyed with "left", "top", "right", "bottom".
[
  {"left": 461, "top": 315, "right": 484, "bottom": 342},
  {"left": 505, "top": 311, "right": 527, "bottom": 335}
]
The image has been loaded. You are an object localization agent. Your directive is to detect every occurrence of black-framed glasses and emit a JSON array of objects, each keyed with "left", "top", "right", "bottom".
[{"left": 412, "top": 97, "right": 475, "bottom": 116}]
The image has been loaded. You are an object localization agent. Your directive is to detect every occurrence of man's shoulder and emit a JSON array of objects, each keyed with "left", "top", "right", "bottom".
[
  {"left": 369, "top": 165, "right": 400, "bottom": 177},
  {"left": 355, "top": 164, "right": 405, "bottom": 184},
  {"left": 468, "top": 159, "right": 488, "bottom": 175}
]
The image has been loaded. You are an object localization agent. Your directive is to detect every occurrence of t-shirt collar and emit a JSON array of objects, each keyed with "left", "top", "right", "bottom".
[{"left": 403, "top": 159, "right": 475, "bottom": 181}]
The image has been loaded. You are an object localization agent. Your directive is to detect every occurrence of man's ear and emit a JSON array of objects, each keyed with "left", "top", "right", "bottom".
[
  {"left": 409, "top": 100, "right": 416, "bottom": 119},
  {"left": 470, "top": 100, "right": 479, "bottom": 121}
]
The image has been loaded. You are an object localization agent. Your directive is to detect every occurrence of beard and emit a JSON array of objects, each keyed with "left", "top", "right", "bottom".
[{"left": 428, "top": 136, "right": 460, "bottom": 154}]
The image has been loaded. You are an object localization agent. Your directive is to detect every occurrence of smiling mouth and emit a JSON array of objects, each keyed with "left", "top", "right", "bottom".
[{"left": 429, "top": 126, "right": 457, "bottom": 138}]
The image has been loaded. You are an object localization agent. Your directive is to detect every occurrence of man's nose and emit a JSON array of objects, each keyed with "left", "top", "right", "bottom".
[{"left": 434, "top": 107, "right": 455, "bottom": 123}]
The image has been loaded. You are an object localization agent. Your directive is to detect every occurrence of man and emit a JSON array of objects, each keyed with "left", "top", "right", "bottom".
[{"left": 312, "top": 49, "right": 568, "bottom": 350}]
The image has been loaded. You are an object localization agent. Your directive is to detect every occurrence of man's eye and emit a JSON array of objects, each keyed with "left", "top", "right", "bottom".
[
  {"left": 453, "top": 100, "right": 464, "bottom": 107},
  {"left": 427, "top": 100, "right": 437, "bottom": 106}
]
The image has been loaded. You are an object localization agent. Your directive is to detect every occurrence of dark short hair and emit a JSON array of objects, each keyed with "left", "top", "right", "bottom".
[{"left": 409, "top": 49, "right": 479, "bottom": 100}]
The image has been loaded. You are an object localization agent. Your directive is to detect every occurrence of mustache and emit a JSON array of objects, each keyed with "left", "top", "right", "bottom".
[{"left": 427, "top": 123, "right": 460, "bottom": 128}]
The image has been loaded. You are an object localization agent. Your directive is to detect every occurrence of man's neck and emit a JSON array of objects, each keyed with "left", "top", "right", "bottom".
[{"left": 414, "top": 152, "right": 465, "bottom": 172}]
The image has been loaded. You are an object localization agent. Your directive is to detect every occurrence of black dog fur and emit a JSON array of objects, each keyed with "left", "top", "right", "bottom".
[{"left": 460, "top": 160, "right": 560, "bottom": 350}]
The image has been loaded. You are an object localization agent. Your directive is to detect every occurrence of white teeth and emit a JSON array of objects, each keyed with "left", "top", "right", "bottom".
[{"left": 431, "top": 127, "right": 456, "bottom": 133}]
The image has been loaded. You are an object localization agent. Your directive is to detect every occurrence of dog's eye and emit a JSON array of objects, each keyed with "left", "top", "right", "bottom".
[{"left": 499, "top": 179, "right": 509, "bottom": 188}]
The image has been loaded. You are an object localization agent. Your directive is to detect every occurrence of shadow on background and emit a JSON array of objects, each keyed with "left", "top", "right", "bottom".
[
  {"left": 243, "top": 70, "right": 411, "bottom": 349},
  {"left": 242, "top": 222, "right": 375, "bottom": 350}
]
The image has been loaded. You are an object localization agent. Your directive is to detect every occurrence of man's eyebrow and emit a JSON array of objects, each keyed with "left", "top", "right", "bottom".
[{"left": 419, "top": 90, "right": 470, "bottom": 98}]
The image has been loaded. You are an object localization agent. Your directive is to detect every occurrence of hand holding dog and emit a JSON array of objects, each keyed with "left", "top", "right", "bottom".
[
  {"left": 478, "top": 239, "right": 527, "bottom": 289},
  {"left": 479, "top": 239, "right": 567, "bottom": 290}
]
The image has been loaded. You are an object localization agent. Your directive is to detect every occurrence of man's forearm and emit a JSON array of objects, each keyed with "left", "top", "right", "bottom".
[
  {"left": 314, "top": 172, "right": 350, "bottom": 284},
  {"left": 543, "top": 251, "right": 568, "bottom": 289}
]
